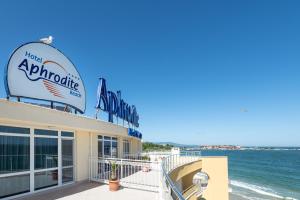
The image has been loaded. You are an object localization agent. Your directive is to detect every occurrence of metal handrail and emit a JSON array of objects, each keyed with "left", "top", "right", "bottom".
[
  {"left": 161, "top": 151, "right": 201, "bottom": 200},
  {"left": 182, "top": 184, "right": 198, "bottom": 200},
  {"left": 91, "top": 156, "right": 153, "bottom": 163},
  {"left": 162, "top": 162, "right": 185, "bottom": 200}
]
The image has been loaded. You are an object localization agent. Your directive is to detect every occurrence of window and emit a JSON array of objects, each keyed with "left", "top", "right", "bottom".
[
  {"left": 0, "top": 125, "right": 30, "bottom": 198},
  {"left": 35, "top": 129, "right": 58, "bottom": 136},
  {"left": 34, "top": 170, "right": 58, "bottom": 190},
  {"left": 104, "top": 140, "right": 111, "bottom": 158},
  {"left": 98, "top": 136, "right": 103, "bottom": 158},
  {"left": 0, "top": 126, "right": 75, "bottom": 197},
  {"left": 62, "top": 140, "right": 73, "bottom": 167},
  {"left": 104, "top": 136, "right": 111, "bottom": 140},
  {"left": 62, "top": 168, "right": 73, "bottom": 183},
  {"left": 112, "top": 140, "right": 118, "bottom": 158},
  {"left": 0, "top": 174, "right": 30, "bottom": 198},
  {"left": 0, "top": 135, "right": 30, "bottom": 174},
  {"left": 0, "top": 125, "right": 30, "bottom": 135},
  {"left": 123, "top": 139, "right": 130, "bottom": 156},
  {"left": 34, "top": 137, "right": 58, "bottom": 170},
  {"left": 62, "top": 138, "right": 74, "bottom": 183},
  {"left": 61, "top": 131, "right": 74, "bottom": 137},
  {"left": 98, "top": 135, "right": 118, "bottom": 158},
  {"left": 34, "top": 129, "right": 59, "bottom": 191}
]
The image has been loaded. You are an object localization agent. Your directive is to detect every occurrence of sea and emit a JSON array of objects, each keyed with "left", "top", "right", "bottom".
[{"left": 200, "top": 148, "right": 300, "bottom": 200}]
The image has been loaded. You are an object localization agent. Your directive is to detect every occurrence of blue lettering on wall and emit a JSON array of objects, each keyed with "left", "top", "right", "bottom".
[
  {"left": 95, "top": 78, "right": 140, "bottom": 127},
  {"left": 128, "top": 128, "right": 142, "bottom": 139}
]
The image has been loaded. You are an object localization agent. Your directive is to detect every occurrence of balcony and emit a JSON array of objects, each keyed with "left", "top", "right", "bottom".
[
  {"left": 15, "top": 181, "right": 158, "bottom": 200},
  {"left": 15, "top": 151, "right": 228, "bottom": 200}
]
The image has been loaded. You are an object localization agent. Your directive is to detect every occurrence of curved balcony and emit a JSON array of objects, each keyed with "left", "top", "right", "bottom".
[{"left": 161, "top": 152, "right": 228, "bottom": 200}]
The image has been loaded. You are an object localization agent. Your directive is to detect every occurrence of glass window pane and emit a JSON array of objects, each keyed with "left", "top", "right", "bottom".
[
  {"left": 98, "top": 135, "right": 103, "bottom": 140},
  {"left": 0, "top": 136, "right": 30, "bottom": 174},
  {"left": 112, "top": 141, "right": 118, "bottom": 158},
  {"left": 62, "top": 167, "right": 73, "bottom": 183},
  {"left": 35, "top": 138, "right": 58, "bottom": 169},
  {"left": 62, "top": 140, "right": 73, "bottom": 167},
  {"left": 34, "top": 129, "right": 58, "bottom": 136},
  {"left": 61, "top": 131, "right": 74, "bottom": 137},
  {"left": 123, "top": 140, "right": 130, "bottom": 155},
  {"left": 0, "top": 125, "right": 30, "bottom": 134},
  {"left": 98, "top": 140, "right": 103, "bottom": 158},
  {"left": 0, "top": 174, "right": 30, "bottom": 198},
  {"left": 104, "top": 136, "right": 111, "bottom": 140},
  {"left": 112, "top": 137, "right": 117, "bottom": 141},
  {"left": 104, "top": 141, "right": 111, "bottom": 157},
  {"left": 34, "top": 170, "right": 58, "bottom": 190}
]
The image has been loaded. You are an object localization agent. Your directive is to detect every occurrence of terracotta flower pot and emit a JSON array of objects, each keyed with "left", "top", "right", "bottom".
[{"left": 109, "top": 180, "right": 120, "bottom": 191}]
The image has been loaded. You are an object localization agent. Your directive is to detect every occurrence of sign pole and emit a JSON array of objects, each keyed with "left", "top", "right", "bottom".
[{"left": 95, "top": 108, "right": 100, "bottom": 119}]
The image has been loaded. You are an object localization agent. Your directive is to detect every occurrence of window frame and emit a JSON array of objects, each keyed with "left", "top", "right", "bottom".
[
  {"left": 0, "top": 125, "right": 31, "bottom": 198},
  {"left": 98, "top": 135, "right": 118, "bottom": 158},
  {"left": 61, "top": 136, "right": 74, "bottom": 184},
  {"left": 123, "top": 139, "right": 131, "bottom": 156},
  {"left": 0, "top": 125, "right": 75, "bottom": 198}
]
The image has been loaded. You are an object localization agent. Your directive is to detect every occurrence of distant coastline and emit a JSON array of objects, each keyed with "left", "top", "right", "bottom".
[
  {"left": 149, "top": 142, "right": 300, "bottom": 151},
  {"left": 188, "top": 146, "right": 300, "bottom": 151}
]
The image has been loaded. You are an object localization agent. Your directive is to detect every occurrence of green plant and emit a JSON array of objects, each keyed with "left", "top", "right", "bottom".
[
  {"left": 142, "top": 142, "right": 173, "bottom": 152},
  {"left": 142, "top": 155, "right": 150, "bottom": 161},
  {"left": 110, "top": 161, "right": 118, "bottom": 181}
]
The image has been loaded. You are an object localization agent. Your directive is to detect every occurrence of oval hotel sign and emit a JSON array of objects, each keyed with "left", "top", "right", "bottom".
[{"left": 5, "top": 42, "right": 86, "bottom": 113}]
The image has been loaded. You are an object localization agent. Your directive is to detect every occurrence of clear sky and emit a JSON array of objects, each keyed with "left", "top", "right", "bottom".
[{"left": 0, "top": 0, "right": 299, "bottom": 146}]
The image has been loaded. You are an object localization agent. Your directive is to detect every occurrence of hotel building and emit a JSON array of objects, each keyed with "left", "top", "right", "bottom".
[
  {"left": 0, "top": 99, "right": 142, "bottom": 199},
  {"left": 0, "top": 41, "right": 228, "bottom": 200}
]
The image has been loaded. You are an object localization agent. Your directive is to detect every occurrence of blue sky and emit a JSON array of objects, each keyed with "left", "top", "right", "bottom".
[{"left": 0, "top": 0, "right": 300, "bottom": 146}]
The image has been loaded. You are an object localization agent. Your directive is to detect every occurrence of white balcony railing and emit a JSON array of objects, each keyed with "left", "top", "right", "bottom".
[
  {"left": 161, "top": 151, "right": 201, "bottom": 200},
  {"left": 89, "top": 156, "right": 160, "bottom": 192},
  {"left": 89, "top": 150, "right": 201, "bottom": 199}
]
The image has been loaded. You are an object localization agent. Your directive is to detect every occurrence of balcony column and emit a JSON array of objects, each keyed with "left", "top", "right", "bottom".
[{"left": 118, "top": 136, "right": 123, "bottom": 158}]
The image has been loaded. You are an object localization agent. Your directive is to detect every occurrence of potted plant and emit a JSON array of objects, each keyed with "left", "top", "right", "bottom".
[
  {"left": 142, "top": 156, "right": 151, "bottom": 172},
  {"left": 109, "top": 161, "right": 120, "bottom": 191}
]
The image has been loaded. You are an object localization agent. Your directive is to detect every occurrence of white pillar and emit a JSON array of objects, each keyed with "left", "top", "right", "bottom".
[
  {"left": 29, "top": 128, "right": 34, "bottom": 193},
  {"left": 58, "top": 131, "right": 62, "bottom": 186}
]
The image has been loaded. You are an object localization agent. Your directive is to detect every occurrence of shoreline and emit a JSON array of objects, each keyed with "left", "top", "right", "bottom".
[{"left": 230, "top": 193, "right": 247, "bottom": 200}]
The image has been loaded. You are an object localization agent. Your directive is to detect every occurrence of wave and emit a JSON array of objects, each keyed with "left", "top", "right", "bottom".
[
  {"left": 232, "top": 192, "right": 264, "bottom": 200},
  {"left": 230, "top": 180, "right": 297, "bottom": 200}
]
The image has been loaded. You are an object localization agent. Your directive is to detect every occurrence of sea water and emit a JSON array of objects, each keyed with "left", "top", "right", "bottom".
[{"left": 201, "top": 149, "right": 300, "bottom": 200}]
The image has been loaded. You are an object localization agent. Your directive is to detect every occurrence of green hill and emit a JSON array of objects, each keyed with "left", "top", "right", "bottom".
[{"left": 142, "top": 142, "right": 173, "bottom": 152}]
